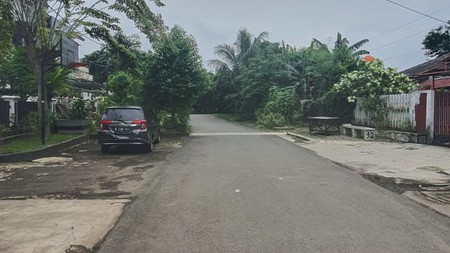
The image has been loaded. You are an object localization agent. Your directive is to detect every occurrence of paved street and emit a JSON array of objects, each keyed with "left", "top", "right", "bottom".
[{"left": 98, "top": 115, "right": 450, "bottom": 253}]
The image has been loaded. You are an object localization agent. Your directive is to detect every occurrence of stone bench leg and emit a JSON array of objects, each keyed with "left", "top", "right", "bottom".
[
  {"left": 343, "top": 127, "right": 352, "bottom": 136},
  {"left": 352, "top": 128, "right": 359, "bottom": 138}
]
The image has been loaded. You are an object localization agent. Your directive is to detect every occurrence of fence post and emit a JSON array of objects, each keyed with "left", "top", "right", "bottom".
[{"left": 1, "top": 96, "right": 21, "bottom": 127}]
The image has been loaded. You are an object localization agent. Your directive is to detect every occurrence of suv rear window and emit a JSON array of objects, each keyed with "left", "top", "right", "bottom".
[{"left": 104, "top": 108, "right": 145, "bottom": 121}]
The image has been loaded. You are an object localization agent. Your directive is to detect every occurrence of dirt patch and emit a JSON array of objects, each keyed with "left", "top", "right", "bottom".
[{"left": 0, "top": 136, "right": 183, "bottom": 200}]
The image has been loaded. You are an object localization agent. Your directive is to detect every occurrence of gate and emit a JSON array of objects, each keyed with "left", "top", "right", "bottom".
[
  {"left": 0, "top": 100, "right": 10, "bottom": 126},
  {"left": 434, "top": 92, "right": 450, "bottom": 145},
  {"left": 415, "top": 93, "right": 427, "bottom": 133}
]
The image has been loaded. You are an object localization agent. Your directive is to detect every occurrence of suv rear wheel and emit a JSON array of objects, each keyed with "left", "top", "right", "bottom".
[
  {"left": 145, "top": 141, "right": 154, "bottom": 153},
  {"left": 154, "top": 132, "right": 161, "bottom": 144}
]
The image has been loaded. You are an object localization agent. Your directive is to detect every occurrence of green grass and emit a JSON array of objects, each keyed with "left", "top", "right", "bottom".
[{"left": 0, "top": 134, "right": 80, "bottom": 154}]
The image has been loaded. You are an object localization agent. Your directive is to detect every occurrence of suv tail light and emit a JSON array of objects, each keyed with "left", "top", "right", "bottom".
[
  {"left": 99, "top": 120, "right": 112, "bottom": 130},
  {"left": 132, "top": 120, "right": 147, "bottom": 130}
]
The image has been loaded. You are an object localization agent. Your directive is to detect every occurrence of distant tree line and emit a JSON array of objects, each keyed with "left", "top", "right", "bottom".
[{"left": 197, "top": 28, "right": 414, "bottom": 128}]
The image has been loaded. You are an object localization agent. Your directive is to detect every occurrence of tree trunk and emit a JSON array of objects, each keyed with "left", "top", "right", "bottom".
[{"left": 28, "top": 53, "right": 49, "bottom": 143}]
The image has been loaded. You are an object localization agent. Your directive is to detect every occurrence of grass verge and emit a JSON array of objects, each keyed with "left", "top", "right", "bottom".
[{"left": 0, "top": 134, "right": 80, "bottom": 154}]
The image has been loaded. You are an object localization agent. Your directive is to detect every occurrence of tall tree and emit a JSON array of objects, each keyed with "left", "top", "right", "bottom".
[
  {"left": 209, "top": 28, "right": 269, "bottom": 72},
  {"left": 0, "top": 47, "right": 36, "bottom": 98},
  {"left": 423, "top": 22, "right": 450, "bottom": 57},
  {"left": 82, "top": 32, "right": 144, "bottom": 84},
  {"left": 143, "top": 25, "right": 207, "bottom": 130},
  {"left": 108, "top": 71, "right": 139, "bottom": 105},
  {"left": 3, "top": 0, "right": 165, "bottom": 142},
  {"left": 296, "top": 33, "right": 369, "bottom": 99},
  {"left": 208, "top": 28, "right": 269, "bottom": 114},
  {"left": 0, "top": 0, "right": 13, "bottom": 57}
]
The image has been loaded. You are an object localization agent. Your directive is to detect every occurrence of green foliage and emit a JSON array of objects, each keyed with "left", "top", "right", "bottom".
[
  {"left": 256, "top": 86, "right": 297, "bottom": 128},
  {"left": 208, "top": 29, "right": 370, "bottom": 124},
  {"left": 46, "top": 67, "right": 71, "bottom": 98},
  {"left": 193, "top": 71, "right": 215, "bottom": 113},
  {"left": 143, "top": 25, "right": 207, "bottom": 130},
  {"left": 0, "top": 47, "right": 36, "bottom": 99},
  {"left": 293, "top": 33, "right": 368, "bottom": 100},
  {"left": 235, "top": 42, "right": 293, "bottom": 119},
  {"left": 48, "top": 112, "right": 61, "bottom": 133},
  {"left": 5, "top": 0, "right": 160, "bottom": 139},
  {"left": 20, "top": 112, "right": 39, "bottom": 134},
  {"left": 0, "top": 134, "right": 79, "bottom": 154},
  {"left": 333, "top": 60, "right": 417, "bottom": 102},
  {"left": 108, "top": 71, "right": 140, "bottom": 105},
  {"left": 256, "top": 112, "right": 286, "bottom": 128},
  {"left": 0, "top": 124, "right": 13, "bottom": 138},
  {"left": 423, "top": 22, "right": 450, "bottom": 57},
  {"left": 82, "top": 50, "right": 110, "bottom": 84},
  {"left": 333, "top": 60, "right": 417, "bottom": 126},
  {"left": 97, "top": 95, "right": 117, "bottom": 114},
  {"left": 69, "top": 98, "right": 89, "bottom": 120},
  {"left": 82, "top": 32, "right": 149, "bottom": 84},
  {"left": 110, "top": 0, "right": 165, "bottom": 42},
  {"left": 157, "top": 110, "right": 191, "bottom": 132},
  {"left": 0, "top": 0, "right": 13, "bottom": 57}
]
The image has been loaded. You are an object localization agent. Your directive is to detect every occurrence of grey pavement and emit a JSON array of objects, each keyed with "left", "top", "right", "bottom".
[
  {"left": 98, "top": 114, "right": 450, "bottom": 253},
  {"left": 287, "top": 132, "right": 450, "bottom": 217}
]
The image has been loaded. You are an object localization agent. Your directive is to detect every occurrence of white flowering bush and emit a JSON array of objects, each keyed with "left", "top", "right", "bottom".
[
  {"left": 333, "top": 60, "right": 417, "bottom": 102},
  {"left": 332, "top": 60, "right": 418, "bottom": 127}
]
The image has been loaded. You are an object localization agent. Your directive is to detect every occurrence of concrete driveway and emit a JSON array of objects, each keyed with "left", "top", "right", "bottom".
[{"left": 0, "top": 136, "right": 183, "bottom": 253}]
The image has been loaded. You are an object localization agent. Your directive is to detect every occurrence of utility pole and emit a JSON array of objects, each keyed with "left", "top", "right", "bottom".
[{"left": 40, "top": 61, "right": 46, "bottom": 145}]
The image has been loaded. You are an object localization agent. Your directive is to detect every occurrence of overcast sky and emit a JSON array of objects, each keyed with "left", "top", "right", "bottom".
[{"left": 79, "top": 0, "right": 450, "bottom": 71}]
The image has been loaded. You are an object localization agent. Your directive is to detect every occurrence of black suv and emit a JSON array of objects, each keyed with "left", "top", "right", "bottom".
[{"left": 97, "top": 106, "right": 160, "bottom": 154}]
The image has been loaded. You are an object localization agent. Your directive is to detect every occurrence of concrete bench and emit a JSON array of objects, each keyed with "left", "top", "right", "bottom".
[
  {"left": 342, "top": 124, "right": 376, "bottom": 140},
  {"left": 342, "top": 124, "right": 353, "bottom": 136}
]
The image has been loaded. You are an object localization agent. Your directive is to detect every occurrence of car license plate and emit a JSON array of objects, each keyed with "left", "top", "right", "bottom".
[{"left": 113, "top": 127, "right": 129, "bottom": 132}]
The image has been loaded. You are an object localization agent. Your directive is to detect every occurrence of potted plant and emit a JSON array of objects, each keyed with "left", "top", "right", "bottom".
[{"left": 57, "top": 98, "right": 92, "bottom": 134}]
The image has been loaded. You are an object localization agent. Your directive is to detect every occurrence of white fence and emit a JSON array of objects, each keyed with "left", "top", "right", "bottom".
[{"left": 354, "top": 93, "right": 414, "bottom": 131}]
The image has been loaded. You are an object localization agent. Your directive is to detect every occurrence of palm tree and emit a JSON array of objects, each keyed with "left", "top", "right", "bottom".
[
  {"left": 334, "top": 32, "right": 369, "bottom": 57},
  {"left": 311, "top": 32, "right": 369, "bottom": 58},
  {"left": 208, "top": 28, "right": 269, "bottom": 72}
]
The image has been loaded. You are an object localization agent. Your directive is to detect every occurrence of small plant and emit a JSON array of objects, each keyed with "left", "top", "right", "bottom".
[
  {"left": 256, "top": 112, "right": 286, "bottom": 128},
  {"left": 401, "top": 121, "right": 415, "bottom": 132},
  {"left": 256, "top": 86, "right": 297, "bottom": 128},
  {"left": 48, "top": 112, "right": 61, "bottom": 133},
  {"left": 69, "top": 98, "right": 88, "bottom": 120},
  {"left": 0, "top": 124, "right": 13, "bottom": 138},
  {"left": 20, "top": 112, "right": 39, "bottom": 134}
]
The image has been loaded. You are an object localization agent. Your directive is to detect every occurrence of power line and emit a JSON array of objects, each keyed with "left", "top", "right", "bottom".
[
  {"left": 385, "top": 0, "right": 448, "bottom": 24},
  {"left": 369, "top": 4, "right": 450, "bottom": 41},
  {"left": 382, "top": 49, "right": 424, "bottom": 61},
  {"left": 81, "top": 59, "right": 110, "bottom": 68},
  {"left": 369, "top": 25, "right": 437, "bottom": 52}
]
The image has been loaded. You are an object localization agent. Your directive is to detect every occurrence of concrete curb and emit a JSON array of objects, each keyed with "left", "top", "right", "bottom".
[
  {"left": 403, "top": 191, "right": 450, "bottom": 218},
  {"left": 0, "top": 135, "right": 89, "bottom": 163},
  {"left": 285, "top": 131, "right": 316, "bottom": 142}
]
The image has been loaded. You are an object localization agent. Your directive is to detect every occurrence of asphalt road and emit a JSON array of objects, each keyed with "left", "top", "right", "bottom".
[{"left": 98, "top": 115, "right": 450, "bottom": 253}]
